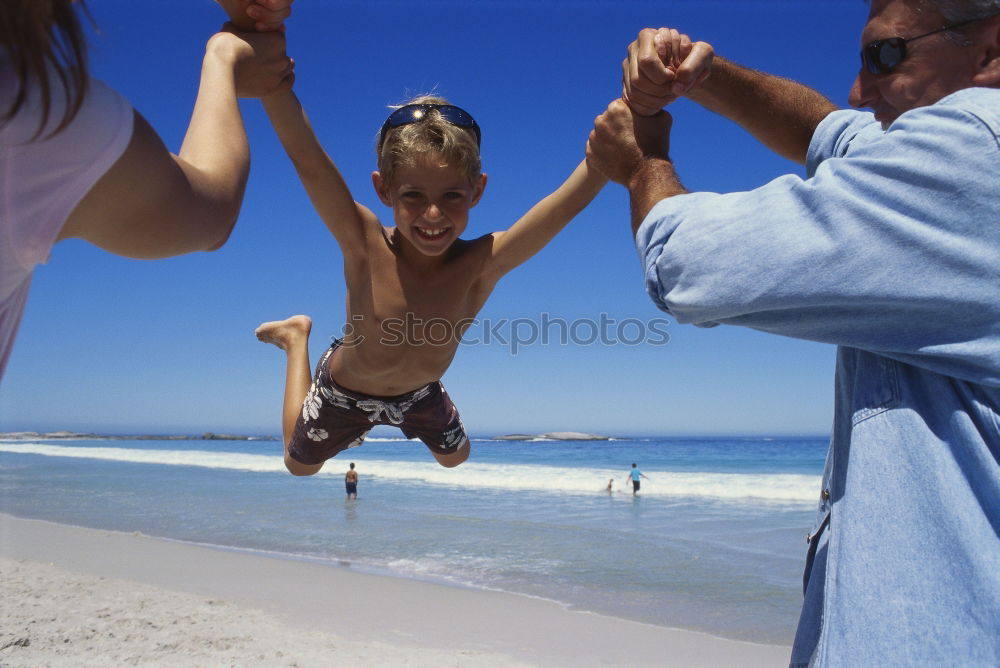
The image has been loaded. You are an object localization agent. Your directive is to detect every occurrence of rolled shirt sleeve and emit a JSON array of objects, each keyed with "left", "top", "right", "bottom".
[{"left": 635, "top": 89, "right": 1000, "bottom": 386}]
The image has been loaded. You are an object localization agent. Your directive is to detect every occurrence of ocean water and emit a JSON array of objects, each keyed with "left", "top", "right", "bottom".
[{"left": 0, "top": 435, "right": 826, "bottom": 645}]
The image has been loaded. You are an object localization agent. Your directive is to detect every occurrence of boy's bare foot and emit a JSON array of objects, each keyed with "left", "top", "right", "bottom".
[{"left": 255, "top": 315, "right": 312, "bottom": 350}]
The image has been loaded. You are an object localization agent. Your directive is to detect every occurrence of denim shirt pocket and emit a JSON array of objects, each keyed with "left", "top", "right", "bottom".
[{"left": 850, "top": 352, "right": 901, "bottom": 425}]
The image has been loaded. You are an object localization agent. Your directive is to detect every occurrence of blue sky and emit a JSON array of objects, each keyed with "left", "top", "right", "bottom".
[{"left": 0, "top": 1, "right": 872, "bottom": 437}]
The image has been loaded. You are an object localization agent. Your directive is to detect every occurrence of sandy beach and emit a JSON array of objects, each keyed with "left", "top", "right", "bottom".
[{"left": 0, "top": 514, "right": 791, "bottom": 667}]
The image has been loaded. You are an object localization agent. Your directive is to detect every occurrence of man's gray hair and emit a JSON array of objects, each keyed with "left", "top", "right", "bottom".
[
  {"left": 909, "top": 0, "right": 1000, "bottom": 45},
  {"left": 926, "top": 0, "right": 1000, "bottom": 21}
]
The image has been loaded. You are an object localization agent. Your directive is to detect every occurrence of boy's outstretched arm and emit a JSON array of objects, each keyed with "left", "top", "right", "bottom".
[
  {"left": 483, "top": 159, "right": 607, "bottom": 280},
  {"left": 261, "top": 90, "right": 373, "bottom": 255}
]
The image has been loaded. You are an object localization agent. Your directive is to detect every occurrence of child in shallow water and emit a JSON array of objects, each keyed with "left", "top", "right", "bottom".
[{"left": 254, "top": 81, "right": 605, "bottom": 474}]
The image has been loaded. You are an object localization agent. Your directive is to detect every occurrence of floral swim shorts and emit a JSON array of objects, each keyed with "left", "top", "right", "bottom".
[{"left": 287, "top": 342, "right": 469, "bottom": 466}]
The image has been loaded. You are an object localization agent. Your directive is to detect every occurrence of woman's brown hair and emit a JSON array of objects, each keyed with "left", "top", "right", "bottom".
[{"left": 1, "top": 0, "right": 91, "bottom": 138}]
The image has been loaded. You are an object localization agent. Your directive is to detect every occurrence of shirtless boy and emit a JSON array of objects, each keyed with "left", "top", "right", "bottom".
[
  {"left": 256, "top": 86, "right": 605, "bottom": 475},
  {"left": 345, "top": 463, "right": 358, "bottom": 500}
]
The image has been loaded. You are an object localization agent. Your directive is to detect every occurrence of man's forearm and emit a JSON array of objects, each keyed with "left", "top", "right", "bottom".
[
  {"left": 628, "top": 158, "right": 686, "bottom": 237},
  {"left": 686, "top": 57, "right": 837, "bottom": 164}
]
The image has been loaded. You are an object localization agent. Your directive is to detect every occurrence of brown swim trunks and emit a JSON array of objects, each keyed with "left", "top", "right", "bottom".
[{"left": 287, "top": 341, "right": 469, "bottom": 466}]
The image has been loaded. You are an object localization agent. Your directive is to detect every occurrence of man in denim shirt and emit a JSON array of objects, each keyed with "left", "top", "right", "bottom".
[{"left": 587, "top": 0, "right": 999, "bottom": 665}]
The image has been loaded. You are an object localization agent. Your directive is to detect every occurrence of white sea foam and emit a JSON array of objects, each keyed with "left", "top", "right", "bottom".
[
  {"left": 356, "top": 458, "right": 819, "bottom": 503},
  {"left": 0, "top": 442, "right": 820, "bottom": 503},
  {"left": 0, "top": 443, "right": 285, "bottom": 473}
]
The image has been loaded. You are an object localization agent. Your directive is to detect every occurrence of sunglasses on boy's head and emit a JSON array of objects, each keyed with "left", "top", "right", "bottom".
[
  {"left": 860, "top": 17, "right": 983, "bottom": 75},
  {"left": 377, "top": 104, "right": 482, "bottom": 150}
]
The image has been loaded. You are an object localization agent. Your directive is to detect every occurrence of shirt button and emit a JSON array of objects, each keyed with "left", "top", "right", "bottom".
[
  {"left": 822, "top": 489, "right": 831, "bottom": 500},
  {"left": 806, "top": 532, "right": 812, "bottom": 544}
]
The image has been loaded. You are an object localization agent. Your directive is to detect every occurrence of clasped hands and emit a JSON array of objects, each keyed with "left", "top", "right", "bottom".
[
  {"left": 211, "top": 0, "right": 296, "bottom": 98},
  {"left": 208, "top": 11, "right": 712, "bottom": 183},
  {"left": 216, "top": 0, "right": 294, "bottom": 32},
  {"left": 587, "top": 27, "right": 713, "bottom": 186}
]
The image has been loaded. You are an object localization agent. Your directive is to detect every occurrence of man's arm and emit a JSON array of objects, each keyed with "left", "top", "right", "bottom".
[
  {"left": 685, "top": 57, "right": 837, "bottom": 165},
  {"left": 58, "top": 29, "right": 294, "bottom": 258},
  {"left": 586, "top": 99, "right": 680, "bottom": 236},
  {"left": 623, "top": 28, "right": 837, "bottom": 165},
  {"left": 261, "top": 90, "right": 372, "bottom": 256},
  {"left": 481, "top": 158, "right": 607, "bottom": 281}
]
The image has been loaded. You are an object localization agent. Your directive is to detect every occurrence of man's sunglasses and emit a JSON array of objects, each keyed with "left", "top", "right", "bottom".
[
  {"left": 377, "top": 104, "right": 481, "bottom": 150},
  {"left": 861, "top": 18, "right": 983, "bottom": 75}
]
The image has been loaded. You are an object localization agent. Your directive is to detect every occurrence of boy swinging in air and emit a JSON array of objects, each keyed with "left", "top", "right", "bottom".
[{"left": 255, "top": 86, "right": 605, "bottom": 474}]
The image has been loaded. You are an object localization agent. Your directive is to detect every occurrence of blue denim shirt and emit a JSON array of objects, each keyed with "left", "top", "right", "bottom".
[{"left": 636, "top": 87, "right": 1000, "bottom": 666}]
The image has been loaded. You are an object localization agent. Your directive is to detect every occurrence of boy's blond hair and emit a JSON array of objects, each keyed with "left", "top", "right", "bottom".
[{"left": 376, "top": 95, "right": 482, "bottom": 186}]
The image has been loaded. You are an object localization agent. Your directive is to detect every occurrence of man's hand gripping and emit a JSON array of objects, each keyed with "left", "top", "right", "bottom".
[{"left": 622, "top": 27, "right": 714, "bottom": 116}]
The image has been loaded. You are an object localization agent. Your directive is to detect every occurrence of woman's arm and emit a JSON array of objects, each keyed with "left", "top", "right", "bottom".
[{"left": 57, "top": 29, "right": 293, "bottom": 258}]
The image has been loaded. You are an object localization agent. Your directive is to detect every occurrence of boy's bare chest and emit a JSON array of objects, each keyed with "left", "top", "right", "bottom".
[
  {"left": 376, "top": 271, "right": 473, "bottom": 319},
  {"left": 333, "top": 233, "right": 495, "bottom": 393},
  {"left": 346, "top": 245, "right": 490, "bottom": 344}
]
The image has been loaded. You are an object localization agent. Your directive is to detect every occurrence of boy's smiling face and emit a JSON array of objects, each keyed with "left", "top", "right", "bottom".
[{"left": 373, "top": 153, "right": 487, "bottom": 257}]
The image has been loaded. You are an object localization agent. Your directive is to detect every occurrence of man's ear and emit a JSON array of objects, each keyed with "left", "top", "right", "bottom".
[
  {"left": 372, "top": 171, "right": 393, "bottom": 207},
  {"left": 469, "top": 173, "right": 488, "bottom": 208},
  {"left": 972, "top": 17, "right": 1000, "bottom": 86}
]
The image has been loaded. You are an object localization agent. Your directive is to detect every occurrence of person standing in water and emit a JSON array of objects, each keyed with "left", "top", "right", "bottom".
[
  {"left": 627, "top": 463, "right": 649, "bottom": 496},
  {"left": 345, "top": 462, "right": 358, "bottom": 500}
]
